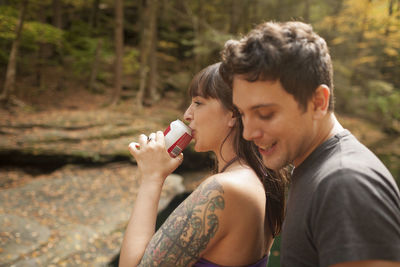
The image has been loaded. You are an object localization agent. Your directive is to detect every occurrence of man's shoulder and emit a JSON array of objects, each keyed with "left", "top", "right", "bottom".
[{"left": 314, "top": 130, "right": 393, "bottom": 182}]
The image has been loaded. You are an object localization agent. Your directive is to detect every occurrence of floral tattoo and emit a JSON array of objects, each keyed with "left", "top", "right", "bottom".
[{"left": 138, "top": 178, "right": 225, "bottom": 266}]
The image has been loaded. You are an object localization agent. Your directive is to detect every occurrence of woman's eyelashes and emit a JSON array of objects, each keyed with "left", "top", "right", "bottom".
[{"left": 192, "top": 97, "right": 204, "bottom": 106}]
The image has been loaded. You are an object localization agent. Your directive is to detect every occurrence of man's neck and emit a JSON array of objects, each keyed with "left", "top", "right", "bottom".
[
  {"left": 326, "top": 113, "right": 344, "bottom": 140},
  {"left": 293, "top": 113, "right": 344, "bottom": 167}
]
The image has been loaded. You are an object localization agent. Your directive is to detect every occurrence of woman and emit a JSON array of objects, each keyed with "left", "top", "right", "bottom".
[{"left": 119, "top": 63, "right": 287, "bottom": 267}]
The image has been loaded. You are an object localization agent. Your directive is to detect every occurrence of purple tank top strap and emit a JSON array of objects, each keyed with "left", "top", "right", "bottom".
[{"left": 193, "top": 254, "right": 269, "bottom": 267}]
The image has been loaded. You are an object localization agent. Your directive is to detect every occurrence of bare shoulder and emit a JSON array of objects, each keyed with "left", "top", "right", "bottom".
[
  {"left": 199, "top": 165, "right": 267, "bottom": 259},
  {"left": 212, "top": 165, "right": 265, "bottom": 198},
  {"left": 205, "top": 165, "right": 266, "bottom": 211}
]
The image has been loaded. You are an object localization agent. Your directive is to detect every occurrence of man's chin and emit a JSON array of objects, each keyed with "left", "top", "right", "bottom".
[{"left": 261, "top": 157, "right": 281, "bottom": 172}]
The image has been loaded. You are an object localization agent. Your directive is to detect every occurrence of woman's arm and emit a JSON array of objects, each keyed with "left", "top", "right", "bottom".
[
  {"left": 119, "top": 131, "right": 183, "bottom": 267},
  {"left": 121, "top": 173, "right": 226, "bottom": 266},
  {"left": 138, "top": 176, "right": 226, "bottom": 266},
  {"left": 119, "top": 176, "right": 163, "bottom": 267}
]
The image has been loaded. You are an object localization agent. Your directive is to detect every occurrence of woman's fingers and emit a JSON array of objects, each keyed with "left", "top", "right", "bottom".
[
  {"left": 138, "top": 134, "right": 148, "bottom": 146},
  {"left": 148, "top": 132, "right": 156, "bottom": 142},
  {"left": 156, "top": 131, "right": 165, "bottom": 146},
  {"left": 128, "top": 142, "right": 140, "bottom": 155},
  {"left": 175, "top": 153, "right": 184, "bottom": 163}
]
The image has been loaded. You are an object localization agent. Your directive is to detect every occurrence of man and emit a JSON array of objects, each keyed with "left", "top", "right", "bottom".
[{"left": 220, "top": 21, "right": 400, "bottom": 267}]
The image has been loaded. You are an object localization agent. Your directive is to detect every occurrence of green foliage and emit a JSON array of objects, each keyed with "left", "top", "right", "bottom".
[
  {"left": 0, "top": 6, "right": 63, "bottom": 52},
  {"left": 66, "top": 38, "right": 100, "bottom": 77},
  {"left": 0, "top": 7, "right": 18, "bottom": 40},
  {"left": 123, "top": 47, "right": 140, "bottom": 75},
  {"left": 319, "top": 0, "right": 400, "bottom": 87},
  {"left": 22, "top": 22, "right": 63, "bottom": 47},
  {"left": 63, "top": 22, "right": 110, "bottom": 78},
  {"left": 367, "top": 80, "right": 400, "bottom": 131},
  {"left": 332, "top": 60, "right": 354, "bottom": 113}
]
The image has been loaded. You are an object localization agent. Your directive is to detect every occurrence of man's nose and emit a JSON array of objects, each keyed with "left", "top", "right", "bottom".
[{"left": 242, "top": 117, "right": 262, "bottom": 141}]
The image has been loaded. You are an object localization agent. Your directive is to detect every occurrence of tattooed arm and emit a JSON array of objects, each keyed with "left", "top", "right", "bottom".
[
  {"left": 119, "top": 132, "right": 184, "bottom": 267},
  {"left": 138, "top": 177, "right": 225, "bottom": 267}
]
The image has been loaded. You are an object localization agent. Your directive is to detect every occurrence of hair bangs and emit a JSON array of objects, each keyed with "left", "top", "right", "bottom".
[{"left": 188, "top": 65, "right": 219, "bottom": 99}]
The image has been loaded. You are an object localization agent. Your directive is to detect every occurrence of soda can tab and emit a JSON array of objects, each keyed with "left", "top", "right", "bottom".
[{"left": 164, "top": 119, "right": 193, "bottom": 158}]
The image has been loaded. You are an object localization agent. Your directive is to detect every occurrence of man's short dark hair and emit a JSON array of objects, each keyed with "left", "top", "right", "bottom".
[{"left": 220, "top": 21, "right": 334, "bottom": 111}]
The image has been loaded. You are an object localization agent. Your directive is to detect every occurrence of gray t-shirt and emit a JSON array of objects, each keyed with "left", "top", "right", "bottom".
[{"left": 281, "top": 130, "right": 400, "bottom": 267}]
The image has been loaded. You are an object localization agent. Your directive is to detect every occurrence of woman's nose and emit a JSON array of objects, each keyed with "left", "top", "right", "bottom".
[{"left": 183, "top": 105, "right": 193, "bottom": 122}]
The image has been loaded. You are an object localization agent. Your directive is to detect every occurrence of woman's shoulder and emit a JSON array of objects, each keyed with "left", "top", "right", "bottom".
[
  {"left": 194, "top": 166, "right": 267, "bottom": 250},
  {"left": 199, "top": 165, "right": 265, "bottom": 207},
  {"left": 214, "top": 166, "right": 263, "bottom": 193}
]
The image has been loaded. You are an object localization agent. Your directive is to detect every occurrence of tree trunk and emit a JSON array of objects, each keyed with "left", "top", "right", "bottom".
[
  {"left": 146, "top": 0, "right": 160, "bottom": 106},
  {"left": 357, "top": 0, "right": 372, "bottom": 43},
  {"left": 136, "top": 0, "right": 155, "bottom": 110},
  {"left": 90, "top": 0, "right": 100, "bottom": 30},
  {"left": 184, "top": 1, "right": 203, "bottom": 74},
  {"left": 52, "top": 0, "right": 62, "bottom": 29},
  {"left": 385, "top": 0, "right": 395, "bottom": 36},
  {"left": 229, "top": 0, "right": 240, "bottom": 34},
  {"left": 397, "top": 0, "right": 400, "bottom": 13},
  {"left": 36, "top": 3, "right": 46, "bottom": 88},
  {"left": 0, "top": 0, "right": 28, "bottom": 105},
  {"left": 88, "top": 39, "right": 103, "bottom": 92},
  {"left": 303, "top": 0, "right": 311, "bottom": 22},
  {"left": 52, "top": 0, "right": 66, "bottom": 92},
  {"left": 110, "top": 0, "right": 124, "bottom": 106}
]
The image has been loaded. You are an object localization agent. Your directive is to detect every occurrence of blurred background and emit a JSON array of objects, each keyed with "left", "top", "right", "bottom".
[{"left": 0, "top": 0, "right": 399, "bottom": 266}]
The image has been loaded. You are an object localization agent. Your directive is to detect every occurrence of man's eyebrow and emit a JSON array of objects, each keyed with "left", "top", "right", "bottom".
[{"left": 250, "top": 103, "right": 277, "bottom": 110}]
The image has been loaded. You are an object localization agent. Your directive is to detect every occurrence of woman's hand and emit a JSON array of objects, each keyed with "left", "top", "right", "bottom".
[
  {"left": 121, "top": 130, "right": 183, "bottom": 267},
  {"left": 128, "top": 131, "right": 183, "bottom": 183}
]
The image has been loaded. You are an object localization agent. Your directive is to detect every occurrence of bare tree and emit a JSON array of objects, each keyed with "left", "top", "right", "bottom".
[
  {"left": 0, "top": 0, "right": 29, "bottom": 107},
  {"left": 51, "top": 0, "right": 66, "bottom": 92},
  {"left": 89, "top": 0, "right": 100, "bottom": 30},
  {"left": 303, "top": 0, "right": 311, "bottom": 22},
  {"left": 146, "top": 0, "right": 160, "bottom": 106},
  {"left": 136, "top": 0, "right": 158, "bottom": 110},
  {"left": 229, "top": 0, "right": 241, "bottom": 33},
  {"left": 88, "top": 39, "right": 103, "bottom": 92},
  {"left": 385, "top": 0, "right": 395, "bottom": 36},
  {"left": 52, "top": 0, "right": 62, "bottom": 29},
  {"left": 110, "top": 0, "right": 124, "bottom": 106}
]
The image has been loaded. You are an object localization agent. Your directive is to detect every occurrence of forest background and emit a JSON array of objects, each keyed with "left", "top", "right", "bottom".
[
  {"left": 1, "top": 0, "right": 399, "bottom": 177},
  {"left": 0, "top": 0, "right": 399, "bottom": 266},
  {"left": 1, "top": 0, "right": 400, "bottom": 125}
]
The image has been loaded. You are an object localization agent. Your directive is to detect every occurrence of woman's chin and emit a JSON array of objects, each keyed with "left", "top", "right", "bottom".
[{"left": 193, "top": 143, "right": 205, "bottom": 153}]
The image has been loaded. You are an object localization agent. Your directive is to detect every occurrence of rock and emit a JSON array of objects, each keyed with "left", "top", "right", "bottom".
[
  {"left": 0, "top": 214, "right": 51, "bottom": 265},
  {"left": 0, "top": 163, "right": 187, "bottom": 266}
]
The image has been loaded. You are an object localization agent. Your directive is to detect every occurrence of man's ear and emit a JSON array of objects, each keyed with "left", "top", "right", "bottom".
[{"left": 312, "top": 84, "right": 330, "bottom": 119}]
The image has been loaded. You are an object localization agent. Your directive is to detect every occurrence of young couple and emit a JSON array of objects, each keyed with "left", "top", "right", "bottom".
[{"left": 120, "top": 21, "right": 400, "bottom": 267}]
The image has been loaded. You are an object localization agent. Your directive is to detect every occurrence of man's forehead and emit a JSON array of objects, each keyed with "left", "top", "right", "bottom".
[{"left": 232, "top": 78, "right": 282, "bottom": 110}]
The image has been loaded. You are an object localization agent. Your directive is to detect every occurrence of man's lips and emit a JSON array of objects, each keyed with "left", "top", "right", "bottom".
[{"left": 257, "top": 142, "right": 277, "bottom": 155}]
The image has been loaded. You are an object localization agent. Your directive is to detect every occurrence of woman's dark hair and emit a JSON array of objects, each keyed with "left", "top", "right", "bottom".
[{"left": 188, "top": 62, "right": 287, "bottom": 237}]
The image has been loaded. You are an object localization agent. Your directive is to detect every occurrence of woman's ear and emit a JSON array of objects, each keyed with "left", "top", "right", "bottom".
[{"left": 228, "top": 113, "right": 237, "bottom": 128}]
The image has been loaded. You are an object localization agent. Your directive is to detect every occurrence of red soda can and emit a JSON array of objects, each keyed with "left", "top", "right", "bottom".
[{"left": 164, "top": 120, "right": 192, "bottom": 158}]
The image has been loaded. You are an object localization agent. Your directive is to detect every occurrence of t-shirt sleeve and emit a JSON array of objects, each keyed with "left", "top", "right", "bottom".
[{"left": 307, "top": 168, "right": 400, "bottom": 267}]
